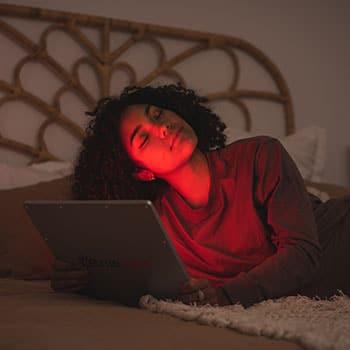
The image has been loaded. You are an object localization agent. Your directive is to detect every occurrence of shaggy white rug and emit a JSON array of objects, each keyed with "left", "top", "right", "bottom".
[{"left": 139, "top": 292, "right": 350, "bottom": 350}]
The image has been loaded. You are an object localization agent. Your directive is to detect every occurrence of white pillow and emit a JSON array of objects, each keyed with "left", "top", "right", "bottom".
[
  {"left": 0, "top": 161, "right": 73, "bottom": 190},
  {"left": 29, "top": 160, "right": 74, "bottom": 175},
  {"left": 306, "top": 185, "right": 330, "bottom": 203},
  {"left": 225, "top": 126, "right": 327, "bottom": 182}
]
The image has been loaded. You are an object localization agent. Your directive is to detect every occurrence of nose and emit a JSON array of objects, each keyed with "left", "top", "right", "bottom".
[
  {"left": 157, "top": 122, "right": 171, "bottom": 139},
  {"left": 161, "top": 123, "right": 170, "bottom": 138}
]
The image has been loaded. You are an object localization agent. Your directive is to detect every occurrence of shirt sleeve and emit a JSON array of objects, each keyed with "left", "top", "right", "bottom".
[{"left": 221, "top": 137, "right": 323, "bottom": 308}]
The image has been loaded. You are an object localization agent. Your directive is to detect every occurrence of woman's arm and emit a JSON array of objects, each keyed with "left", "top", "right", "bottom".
[{"left": 221, "top": 138, "right": 323, "bottom": 308}]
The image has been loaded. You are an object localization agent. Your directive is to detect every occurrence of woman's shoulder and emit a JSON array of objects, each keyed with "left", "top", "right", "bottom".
[
  {"left": 203, "top": 136, "right": 280, "bottom": 178},
  {"left": 226, "top": 135, "right": 278, "bottom": 147},
  {"left": 211, "top": 135, "right": 280, "bottom": 159}
]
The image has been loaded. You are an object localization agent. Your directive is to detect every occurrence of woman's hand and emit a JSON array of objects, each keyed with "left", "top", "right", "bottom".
[
  {"left": 175, "top": 278, "right": 231, "bottom": 306},
  {"left": 50, "top": 259, "right": 89, "bottom": 294}
]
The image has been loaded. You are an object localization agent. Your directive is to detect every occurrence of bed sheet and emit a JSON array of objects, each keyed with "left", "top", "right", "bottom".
[{"left": 0, "top": 278, "right": 302, "bottom": 350}]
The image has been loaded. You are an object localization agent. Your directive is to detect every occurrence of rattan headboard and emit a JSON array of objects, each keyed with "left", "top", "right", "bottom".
[{"left": 0, "top": 3, "right": 294, "bottom": 165}]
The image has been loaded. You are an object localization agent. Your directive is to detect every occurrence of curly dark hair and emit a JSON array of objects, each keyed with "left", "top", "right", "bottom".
[{"left": 71, "top": 84, "right": 227, "bottom": 201}]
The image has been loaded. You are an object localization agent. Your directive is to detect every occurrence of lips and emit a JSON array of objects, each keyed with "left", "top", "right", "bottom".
[{"left": 170, "top": 127, "right": 183, "bottom": 150}]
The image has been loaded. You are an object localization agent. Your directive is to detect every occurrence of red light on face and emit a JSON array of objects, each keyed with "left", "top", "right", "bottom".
[{"left": 171, "top": 127, "right": 184, "bottom": 150}]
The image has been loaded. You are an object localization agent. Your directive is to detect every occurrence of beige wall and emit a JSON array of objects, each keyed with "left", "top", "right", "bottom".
[{"left": 2, "top": 0, "right": 350, "bottom": 186}]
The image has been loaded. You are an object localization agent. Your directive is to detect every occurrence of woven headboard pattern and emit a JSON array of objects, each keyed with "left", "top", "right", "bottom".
[{"left": 0, "top": 3, "right": 294, "bottom": 165}]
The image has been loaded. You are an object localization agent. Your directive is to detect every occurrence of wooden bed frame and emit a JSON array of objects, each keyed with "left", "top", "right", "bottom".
[
  {"left": 0, "top": 3, "right": 349, "bottom": 198},
  {"left": 0, "top": 3, "right": 295, "bottom": 162}
]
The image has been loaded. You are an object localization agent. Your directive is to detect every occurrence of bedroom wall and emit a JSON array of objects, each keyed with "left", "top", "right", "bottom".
[{"left": 2, "top": 0, "right": 350, "bottom": 187}]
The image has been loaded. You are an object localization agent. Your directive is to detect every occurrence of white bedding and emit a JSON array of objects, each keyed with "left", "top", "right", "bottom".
[
  {"left": 0, "top": 161, "right": 73, "bottom": 190},
  {"left": 140, "top": 293, "right": 350, "bottom": 350}
]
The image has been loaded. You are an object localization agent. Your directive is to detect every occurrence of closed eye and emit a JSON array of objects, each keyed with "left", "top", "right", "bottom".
[
  {"left": 139, "top": 134, "right": 148, "bottom": 149},
  {"left": 154, "top": 109, "right": 162, "bottom": 120},
  {"left": 138, "top": 108, "right": 162, "bottom": 149}
]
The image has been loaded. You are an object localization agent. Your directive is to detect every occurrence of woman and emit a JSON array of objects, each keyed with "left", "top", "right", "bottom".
[{"left": 51, "top": 84, "right": 350, "bottom": 308}]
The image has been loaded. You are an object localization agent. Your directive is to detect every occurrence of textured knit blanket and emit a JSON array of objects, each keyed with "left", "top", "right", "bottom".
[{"left": 139, "top": 292, "right": 350, "bottom": 350}]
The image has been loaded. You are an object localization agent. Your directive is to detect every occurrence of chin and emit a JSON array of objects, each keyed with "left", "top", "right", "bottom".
[
  {"left": 178, "top": 138, "right": 197, "bottom": 163},
  {"left": 157, "top": 141, "right": 197, "bottom": 175}
]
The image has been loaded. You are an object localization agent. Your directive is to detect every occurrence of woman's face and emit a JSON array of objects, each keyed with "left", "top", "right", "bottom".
[{"left": 119, "top": 104, "right": 198, "bottom": 176}]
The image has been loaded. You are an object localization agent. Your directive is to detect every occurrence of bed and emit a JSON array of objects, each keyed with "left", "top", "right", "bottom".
[{"left": 1, "top": 3, "right": 350, "bottom": 350}]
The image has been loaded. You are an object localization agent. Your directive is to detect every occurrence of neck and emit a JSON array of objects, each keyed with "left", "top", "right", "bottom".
[{"left": 160, "top": 149, "right": 211, "bottom": 209}]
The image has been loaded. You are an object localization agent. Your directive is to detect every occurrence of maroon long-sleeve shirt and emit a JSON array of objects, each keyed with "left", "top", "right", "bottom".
[{"left": 154, "top": 136, "right": 323, "bottom": 307}]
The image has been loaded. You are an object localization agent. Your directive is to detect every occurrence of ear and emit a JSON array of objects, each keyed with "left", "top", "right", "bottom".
[{"left": 132, "top": 168, "right": 156, "bottom": 182}]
